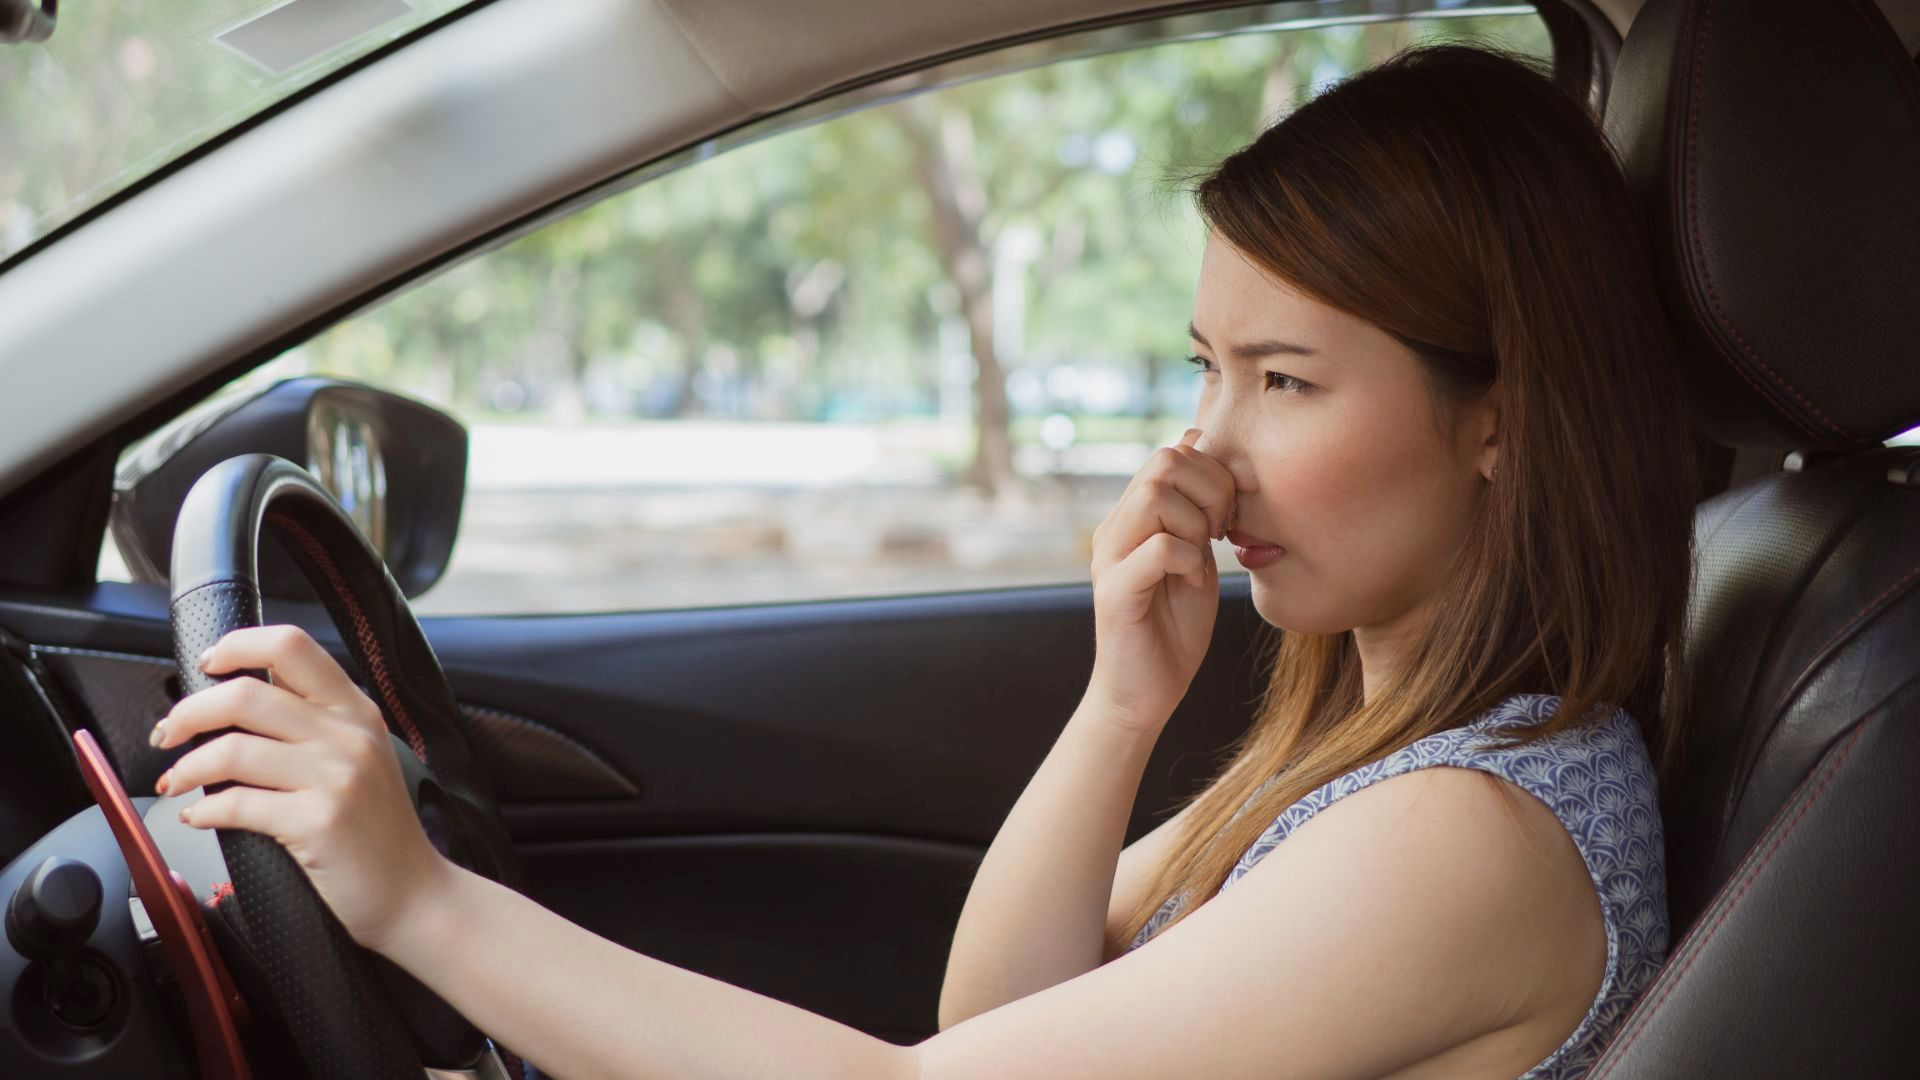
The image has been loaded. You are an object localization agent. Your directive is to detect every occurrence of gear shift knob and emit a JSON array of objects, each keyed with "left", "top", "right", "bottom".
[
  {"left": 6, "top": 855, "right": 119, "bottom": 1029},
  {"left": 6, "top": 856, "right": 102, "bottom": 956}
]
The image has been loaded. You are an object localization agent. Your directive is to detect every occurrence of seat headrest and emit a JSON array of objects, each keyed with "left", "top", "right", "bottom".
[{"left": 1603, "top": 0, "right": 1920, "bottom": 451}]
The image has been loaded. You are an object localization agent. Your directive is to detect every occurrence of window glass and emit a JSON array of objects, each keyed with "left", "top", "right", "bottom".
[
  {"left": 103, "top": 7, "right": 1552, "bottom": 614},
  {"left": 1, "top": 0, "right": 476, "bottom": 264}
]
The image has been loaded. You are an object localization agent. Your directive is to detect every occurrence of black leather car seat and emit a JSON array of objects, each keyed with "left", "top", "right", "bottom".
[{"left": 1588, "top": 0, "right": 1920, "bottom": 1074}]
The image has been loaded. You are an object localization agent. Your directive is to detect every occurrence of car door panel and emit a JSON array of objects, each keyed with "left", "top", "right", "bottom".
[{"left": 0, "top": 577, "right": 1265, "bottom": 1042}]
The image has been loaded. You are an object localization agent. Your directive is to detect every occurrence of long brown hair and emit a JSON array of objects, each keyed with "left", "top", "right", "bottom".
[{"left": 1106, "top": 43, "right": 1699, "bottom": 958}]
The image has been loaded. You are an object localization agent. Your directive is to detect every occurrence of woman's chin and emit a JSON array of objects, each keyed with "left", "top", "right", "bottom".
[{"left": 1246, "top": 583, "right": 1348, "bottom": 637}]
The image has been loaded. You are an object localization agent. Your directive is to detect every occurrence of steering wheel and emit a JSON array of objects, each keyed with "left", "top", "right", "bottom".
[{"left": 167, "top": 454, "right": 526, "bottom": 1079}]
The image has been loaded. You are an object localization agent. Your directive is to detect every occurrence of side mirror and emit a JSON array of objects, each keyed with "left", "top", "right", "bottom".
[
  {"left": 110, "top": 378, "right": 465, "bottom": 600},
  {"left": 0, "top": 0, "right": 57, "bottom": 46}
]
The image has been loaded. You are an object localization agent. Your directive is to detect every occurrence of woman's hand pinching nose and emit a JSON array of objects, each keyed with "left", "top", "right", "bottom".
[
  {"left": 1084, "top": 423, "right": 1236, "bottom": 725},
  {"left": 1175, "top": 427, "right": 1236, "bottom": 542}
]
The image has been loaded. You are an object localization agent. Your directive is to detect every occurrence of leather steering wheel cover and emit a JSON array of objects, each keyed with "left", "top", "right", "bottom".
[{"left": 169, "top": 454, "right": 523, "bottom": 1079}]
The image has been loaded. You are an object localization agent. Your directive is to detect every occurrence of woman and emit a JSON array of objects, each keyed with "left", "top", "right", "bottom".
[{"left": 147, "top": 43, "right": 1697, "bottom": 1080}]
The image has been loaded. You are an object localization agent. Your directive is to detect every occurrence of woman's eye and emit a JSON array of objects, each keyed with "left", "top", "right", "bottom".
[{"left": 1182, "top": 354, "right": 1308, "bottom": 395}]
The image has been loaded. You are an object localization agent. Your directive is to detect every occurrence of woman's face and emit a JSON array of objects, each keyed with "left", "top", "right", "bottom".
[{"left": 1190, "top": 233, "right": 1496, "bottom": 669}]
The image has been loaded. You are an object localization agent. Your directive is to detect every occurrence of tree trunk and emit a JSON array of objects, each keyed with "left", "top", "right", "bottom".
[
  {"left": 543, "top": 263, "right": 587, "bottom": 423},
  {"left": 653, "top": 242, "right": 708, "bottom": 419},
  {"left": 1141, "top": 348, "right": 1161, "bottom": 440},
  {"left": 889, "top": 99, "right": 1017, "bottom": 500}
]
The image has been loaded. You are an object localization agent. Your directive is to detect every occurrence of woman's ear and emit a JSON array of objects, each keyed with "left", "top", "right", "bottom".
[{"left": 1471, "top": 392, "right": 1500, "bottom": 483}]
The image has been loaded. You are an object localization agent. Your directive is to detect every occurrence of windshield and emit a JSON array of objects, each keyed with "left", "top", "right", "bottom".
[{"left": 1, "top": 0, "right": 472, "bottom": 264}]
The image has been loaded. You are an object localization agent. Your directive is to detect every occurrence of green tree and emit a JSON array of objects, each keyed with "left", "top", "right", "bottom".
[{"left": 263, "top": 12, "right": 1549, "bottom": 500}]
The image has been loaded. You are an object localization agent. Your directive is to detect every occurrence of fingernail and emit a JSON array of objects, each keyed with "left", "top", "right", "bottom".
[
  {"left": 178, "top": 807, "right": 191, "bottom": 826},
  {"left": 149, "top": 719, "right": 166, "bottom": 748},
  {"left": 155, "top": 771, "right": 171, "bottom": 796},
  {"left": 197, "top": 647, "right": 214, "bottom": 672}
]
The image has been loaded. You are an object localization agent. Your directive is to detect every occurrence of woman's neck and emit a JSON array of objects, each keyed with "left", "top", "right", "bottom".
[{"left": 1351, "top": 601, "right": 1434, "bottom": 706}]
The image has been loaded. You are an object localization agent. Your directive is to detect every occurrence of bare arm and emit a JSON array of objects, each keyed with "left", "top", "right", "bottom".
[
  {"left": 935, "top": 426, "right": 1236, "bottom": 1028},
  {"left": 160, "top": 627, "right": 1592, "bottom": 1080},
  {"left": 1100, "top": 793, "right": 1197, "bottom": 963},
  {"left": 364, "top": 766, "right": 1593, "bottom": 1080},
  {"left": 935, "top": 691, "right": 1169, "bottom": 1030}
]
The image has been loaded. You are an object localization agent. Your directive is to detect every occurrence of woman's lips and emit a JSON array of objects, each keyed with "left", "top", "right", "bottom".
[{"left": 1225, "top": 528, "right": 1285, "bottom": 570}]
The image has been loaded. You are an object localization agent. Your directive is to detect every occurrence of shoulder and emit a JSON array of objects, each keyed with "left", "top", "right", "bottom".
[
  {"left": 915, "top": 747, "right": 1610, "bottom": 1079},
  {"left": 1229, "top": 763, "right": 1609, "bottom": 1057},
  {"left": 1467, "top": 691, "right": 1643, "bottom": 748},
  {"left": 1446, "top": 693, "right": 1655, "bottom": 790},
  {"left": 1278, "top": 761, "right": 1602, "bottom": 924},
  {"left": 1210, "top": 765, "right": 1606, "bottom": 1060}
]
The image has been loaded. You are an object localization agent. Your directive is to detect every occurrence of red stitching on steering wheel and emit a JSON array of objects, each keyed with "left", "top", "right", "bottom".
[{"left": 264, "top": 512, "right": 430, "bottom": 764}]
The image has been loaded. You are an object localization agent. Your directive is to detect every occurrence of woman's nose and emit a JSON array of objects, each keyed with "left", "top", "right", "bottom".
[{"left": 1190, "top": 426, "right": 1256, "bottom": 495}]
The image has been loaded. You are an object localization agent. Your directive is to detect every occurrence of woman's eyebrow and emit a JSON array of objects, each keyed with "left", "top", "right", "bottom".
[{"left": 1188, "top": 321, "right": 1319, "bottom": 359}]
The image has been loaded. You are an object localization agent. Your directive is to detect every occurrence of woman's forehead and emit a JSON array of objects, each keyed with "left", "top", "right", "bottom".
[{"left": 1193, "top": 238, "right": 1364, "bottom": 352}]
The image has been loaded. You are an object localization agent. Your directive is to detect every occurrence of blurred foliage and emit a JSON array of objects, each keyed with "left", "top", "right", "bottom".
[
  {"left": 285, "top": 9, "right": 1546, "bottom": 495},
  {"left": 0, "top": 0, "right": 467, "bottom": 257},
  {"left": 9, "top": 3, "right": 1549, "bottom": 497}
]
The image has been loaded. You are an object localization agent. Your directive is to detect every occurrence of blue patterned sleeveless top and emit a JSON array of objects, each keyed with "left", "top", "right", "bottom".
[{"left": 1125, "top": 692, "right": 1668, "bottom": 1079}]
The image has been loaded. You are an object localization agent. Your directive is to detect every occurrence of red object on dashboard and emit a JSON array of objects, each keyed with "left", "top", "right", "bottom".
[{"left": 72, "top": 728, "right": 251, "bottom": 1080}]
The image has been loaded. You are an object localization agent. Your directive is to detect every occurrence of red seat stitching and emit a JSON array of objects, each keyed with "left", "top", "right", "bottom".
[
  {"left": 1589, "top": 716, "right": 1868, "bottom": 1075},
  {"left": 1682, "top": 0, "right": 1844, "bottom": 442}
]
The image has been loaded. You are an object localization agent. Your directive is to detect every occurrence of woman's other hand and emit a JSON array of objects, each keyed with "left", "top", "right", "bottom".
[
  {"left": 149, "top": 625, "right": 452, "bottom": 953},
  {"left": 1086, "top": 427, "right": 1237, "bottom": 730}
]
